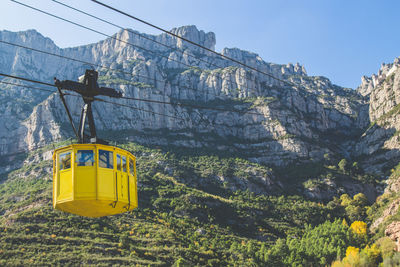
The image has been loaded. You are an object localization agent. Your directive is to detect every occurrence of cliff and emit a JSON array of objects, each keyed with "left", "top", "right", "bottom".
[{"left": 0, "top": 26, "right": 366, "bottom": 169}]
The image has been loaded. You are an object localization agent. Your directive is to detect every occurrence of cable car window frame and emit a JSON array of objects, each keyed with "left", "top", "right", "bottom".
[
  {"left": 99, "top": 149, "right": 113, "bottom": 169},
  {"left": 129, "top": 158, "right": 135, "bottom": 176},
  {"left": 117, "top": 154, "right": 121, "bottom": 171},
  {"left": 122, "top": 155, "right": 127, "bottom": 172},
  {"left": 76, "top": 150, "right": 95, "bottom": 167},
  {"left": 59, "top": 151, "right": 71, "bottom": 171}
]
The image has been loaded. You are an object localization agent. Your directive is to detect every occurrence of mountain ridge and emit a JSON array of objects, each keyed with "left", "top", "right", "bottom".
[
  {"left": 2, "top": 25, "right": 400, "bottom": 266},
  {"left": 0, "top": 26, "right": 366, "bottom": 167}
]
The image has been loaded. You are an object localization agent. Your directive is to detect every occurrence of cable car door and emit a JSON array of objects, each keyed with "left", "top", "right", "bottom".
[{"left": 116, "top": 154, "right": 128, "bottom": 204}]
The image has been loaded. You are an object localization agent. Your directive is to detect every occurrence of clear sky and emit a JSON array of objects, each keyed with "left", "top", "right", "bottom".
[{"left": 1, "top": 0, "right": 399, "bottom": 89}]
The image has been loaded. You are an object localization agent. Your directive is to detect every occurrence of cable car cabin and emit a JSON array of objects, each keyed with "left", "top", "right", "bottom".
[{"left": 53, "top": 144, "right": 138, "bottom": 217}]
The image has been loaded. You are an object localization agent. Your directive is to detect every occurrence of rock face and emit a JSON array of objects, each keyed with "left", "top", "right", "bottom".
[
  {"left": 371, "top": 198, "right": 400, "bottom": 230},
  {"left": 4, "top": 25, "right": 400, "bottom": 246},
  {"left": 357, "top": 58, "right": 400, "bottom": 97},
  {"left": 0, "top": 26, "right": 369, "bottom": 168},
  {"left": 1, "top": 25, "right": 399, "bottom": 175},
  {"left": 354, "top": 57, "right": 400, "bottom": 173},
  {"left": 385, "top": 221, "right": 400, "bottom": 251}
]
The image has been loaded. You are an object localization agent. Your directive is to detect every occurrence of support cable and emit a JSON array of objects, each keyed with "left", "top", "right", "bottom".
[
  {"left": 0, "top": 40, "right": 228, "bottom": 100},
  {"left": 0, "top": 80, "right": 55, "bottom": 93},
  {"left": 0, "top": 73, "right": 187, "bottom": 121},
  {"left": 55, "top": 83, "right": 81, "bottom": 141},
  {"left": 11, "top": 0, "right": 203, "bottom": 72},
  {"left": 91, "top": 0, "right": 303, "bottom": 89},
  {"left": 10, "top": 0, "right": 292, "bottom": 100},
  {"left": 0, "top": 72, "right": 264, "bottom": 116},
  {"left": 51, "top": 0, "right": 258, "bottom": 80}
]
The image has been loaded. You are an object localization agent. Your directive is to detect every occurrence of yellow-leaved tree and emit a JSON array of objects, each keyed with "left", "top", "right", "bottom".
[
  {"left": 350, "top": 221, "right": 367, "bottom": 236},
  {"left": 346, "top": 246, "right": 360, "bottom": 258},
  {"left": 331, "top": 244, "right": 382, "bottom": 266},
  {"left": 332, "top": 246, "right": 360, "bottom": 267}
]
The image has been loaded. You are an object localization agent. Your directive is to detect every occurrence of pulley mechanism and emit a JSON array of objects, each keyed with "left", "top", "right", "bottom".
[{"left": 54, "top": 69, "right": 122, "bottom": 144}]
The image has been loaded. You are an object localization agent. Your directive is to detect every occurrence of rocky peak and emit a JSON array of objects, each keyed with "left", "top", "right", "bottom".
[
  {"left": 169, "top": 25, "right": 216, "bottom": 52},
  {"left": 0, "top": 27, "right": 368, "bottom": 169},
  {"left": 284, "top": 62, "right": 307, "bottom": 76},
  {"left": 357, "top": 57, "right": 400, "bottom": 97},
  {"left": 0, "top": 29, "right": 58, "bottom": 53},
  {"left": 353, "top": 56, "right": 400, "bottom": 173},
  {"left": 368, "top": 59, "right": 400, "bottom": 122},
  {"left": 222, "top": 48, "right": 307, "bottom": 76}
]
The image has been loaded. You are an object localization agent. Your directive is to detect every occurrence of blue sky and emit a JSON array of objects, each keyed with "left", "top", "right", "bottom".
[{"left": 1, "top": 0, "right": 399, "bottom": 89}]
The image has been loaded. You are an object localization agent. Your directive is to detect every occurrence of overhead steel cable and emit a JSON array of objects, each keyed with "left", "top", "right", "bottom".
[
  {"left": 0, "top": 73, "right": 264, "bottom": 116},
  {"left": 0, "top": 40, "right": 104, "bottom": 73},
  {"left": 119, "top": 95, "right": 261, "bottom": 115},
  {"left": 91, "top": 0, "right": 304, "bottom": 90},
  {"left": 0, "top": 137, "right": 71, "bottom": 158},
  {"left": 0, "top": 72, "right": 55, "bottom": 87},
  {"left": 53, "top": 0, "right": 305, "bottom": 101},
  {"left": 50, "top": 0, "right": 253, "bottom": 80},
  {"left": 0, "top": 80, "right": 56, "bottom": 93},
  {"left": 0, "top": 40, "right": 228, "bottom": 100},
  {"left": 0, "top": 73, "right": 182, "bottom": 121},
  {"left": 10, "top": 0, "right": 275, "bottom": 101},
  {"left": 91, "top": 97, "right": 183, "bottom": 121},
  {"left": 11, "top": 0, "right": 203, "bottom": 73}
]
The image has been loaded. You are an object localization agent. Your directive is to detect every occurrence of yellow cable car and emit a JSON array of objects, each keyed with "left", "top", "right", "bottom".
[
  {"left": 53, "top": 69, "right": 138, "bottom": 217},
  {"left": 53, "top": 144, "right": 137, "bottom": 217}
]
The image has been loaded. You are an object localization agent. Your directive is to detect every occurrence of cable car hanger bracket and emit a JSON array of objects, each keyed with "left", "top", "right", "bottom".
[{"left": 54, "top": 69, "right": 122, "bottom": 145}]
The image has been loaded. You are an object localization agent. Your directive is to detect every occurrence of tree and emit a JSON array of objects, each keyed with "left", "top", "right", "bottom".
[
  {"left": 264, "top": 238, "right": 290, "bottom": 266},
  {"left": 350, "top": 221, "right": 367, "bottom": 236},
  {"left": 350, "top": 221, "right": 368, "bottom": 247},
  {"left": 346, "top": 204, "right": 364, "bottom": 221},
  {"left": 353, "top": 193, "right": 368, "bottom": 207},
  {"left": 376, "top": 237, "right": 396, "bottom": 259},
  {"left": 346, "top": 246, "right": 360, "bottom": 258},
  {"left": 338, "top": 159, "right": 348, "bottom": 172},
  {"left": 352, "top": 161, "right": 362, "bottom": 174},
  {"left": 172, "top": 257, "right": 190, "bottom": 267},
  {"left": 332, "top": 244, "right": 383, "bottom": 266},
  {"left": 283, "top": 219, "right": 352, "bottom": 265},
  {"left": 361, "top": 244, "right": 381, "bottom": 266},
  {"left": 340, "top": 194, "right": 352, "bottom": 206}
]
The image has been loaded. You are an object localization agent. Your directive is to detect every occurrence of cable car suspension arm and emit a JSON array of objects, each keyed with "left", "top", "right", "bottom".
[
  {"left": 54, "top": 69, "right": 122, "bottom": 144},
  {"left": 55, "top": 84, "right": 81, "bottom": 142}
]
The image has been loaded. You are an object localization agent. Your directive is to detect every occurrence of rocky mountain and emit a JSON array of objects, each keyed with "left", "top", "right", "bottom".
[
  {"left": 1, "top": 25, "right": 400, "bottom": 196},
  {"left": 2, "top": 25, "right": 400, "bottom": 266},
  {"left": 353, "top": 58, "right": 400, "bottom": 251},
  {"left": 1, "top": 26, "right": 367, "bottom": 168},
  {"left": 354, "top": 58, "right": 400, "bottom": 174}
]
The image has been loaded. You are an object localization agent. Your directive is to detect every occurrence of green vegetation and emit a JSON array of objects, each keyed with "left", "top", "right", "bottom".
[
  {"left": 98, "top": 76, "right": 152, "bottom": 88},
  {"left": 0, "top": 141, "right": 399, "bottom": 266},
  {"left": 373, "top": 103, "right": 400, "bottom": 124},
  {"left": 367, "top": 162, "right": 400, "bottom": 240}
]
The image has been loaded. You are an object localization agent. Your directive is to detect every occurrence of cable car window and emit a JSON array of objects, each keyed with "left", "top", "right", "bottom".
[
  {"left": 76, "top": 150, "right": 94, "bottom": 166},
  {"left": 117, "top": 154, "right": 121, "bottom": 171},
  {"left": 122, "top": 156, "right": 127, "bottom": 172},
  {"left": 99, "top": 150, "right": 113, "bottom": 169},
  {"left": 59, "top": 152, "right": 71, "bottom": 170},
  {"left": 129, "top": 158, "right": 135, "bottom": 176}
]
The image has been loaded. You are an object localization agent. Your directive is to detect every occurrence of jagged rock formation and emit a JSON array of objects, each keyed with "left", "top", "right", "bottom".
[
  {"left": 0, "top": 26, "right": 368, "bottom": 169},
  {"left": 3, "top": 25, "right": 400, "bottom": 266},
  {"left": 385, "top": 221, "right": 400, "bottom": 251},
  {"left": 357, "top": 58, "right": 400, "bottom": 97},
  {"left": 366, "top": 64, "right": 400, "bottom": 247},
  {"left": 354, "top": 57, "right": 400, "bottom": 173}
]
